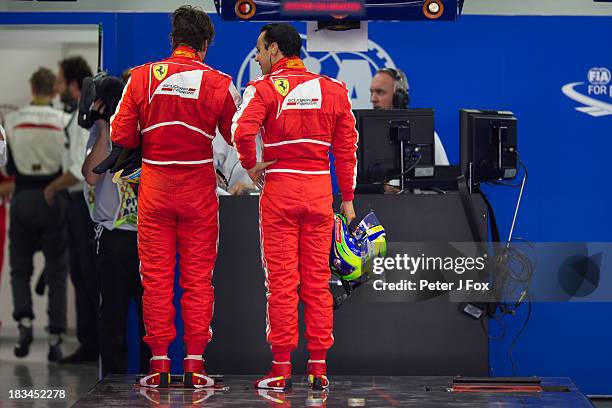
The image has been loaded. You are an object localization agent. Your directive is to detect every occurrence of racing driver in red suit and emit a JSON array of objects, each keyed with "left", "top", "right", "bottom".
[
  {"left": 232, "top": 23, "right": 358, "bottom": 391},
  {"left": 109, "top": 6, "right": 240, "bottom": 388}
]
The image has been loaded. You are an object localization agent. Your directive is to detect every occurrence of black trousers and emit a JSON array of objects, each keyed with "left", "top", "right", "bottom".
[
  {"left": 96, "top": 227, "right": 150, "bottom": 375},
  {"left": 10, "top": 190, "right": 68, "bottom": 334},
  {"left": 66, "top": 192, "right": 98, "bottom": 352}
]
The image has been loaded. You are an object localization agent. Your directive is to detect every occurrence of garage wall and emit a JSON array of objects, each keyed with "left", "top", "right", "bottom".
[{"left": 0, "top": 25, "right": 98, "bottom": 109}]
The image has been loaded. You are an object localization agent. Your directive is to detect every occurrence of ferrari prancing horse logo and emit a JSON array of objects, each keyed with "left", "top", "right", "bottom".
[
  {"left": 153, "top": 64, "right": 168, "bottom": 81},
  {"left": 274, "top": 78, "right": 290, "bottom": 96}
]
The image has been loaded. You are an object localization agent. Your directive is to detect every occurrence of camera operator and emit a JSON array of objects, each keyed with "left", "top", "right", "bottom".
[{"left": 81, "top": 73, "right": 149, "bottom": 376}]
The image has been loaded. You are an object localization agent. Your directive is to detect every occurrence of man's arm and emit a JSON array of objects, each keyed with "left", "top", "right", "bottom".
[
  {"left": 0, "top": 124, "right": 6, "bottom": 166},
  {"left": 213, "top": 133, "right": 255, "bottom": 195},
  {"left": 332, "top": 83, "right": 359, "bottom": 223},
  {"left": 83, "top": 120, "right": 111, "bottom": 186},
  {"left": 231, "top": 84, "right": 275, "bottom": 180},
  {"left": 43, "top": 115, "right": 88, "bottom": 205},
  {"left": 0, "top": 125, "right": 14, "bottom": 199},
  {"left": 3, "top": 115, "right": 17, "bottom": 176},
  {"left": 67, "top": 119, "right": 89, "bottom": 184},
  {"left": 217, "top": 81, "right": 241, "bottom": 145},
  {"left": 43, "top": 172, "right": 80, "bottom": 202},
  {"left": 110, "top": 77, "right": 141, "bottom": 149}
]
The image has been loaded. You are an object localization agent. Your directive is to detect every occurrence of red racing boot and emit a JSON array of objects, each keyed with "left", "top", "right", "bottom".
[
  {"left": 255, "top": 361, "right": 292, "bottom": 391},
  {"left": 183, "top": 357, "right": 215, "bottom": 388},
  {"left": 140, "top": 357, "right": 171, "bottom": 388},
  {"left": 307, "top": 360, "right": 329, "bottom": 390}
]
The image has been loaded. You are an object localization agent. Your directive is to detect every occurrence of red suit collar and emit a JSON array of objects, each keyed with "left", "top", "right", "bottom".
[
  {"left": 172, "top": 46, "right": 199, "bottom": 61},
  {"left": 271, "top": 57, "right": 306, "bottom": 73}
]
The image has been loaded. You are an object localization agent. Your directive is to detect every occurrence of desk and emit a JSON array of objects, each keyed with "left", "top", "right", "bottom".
[{"left": 205, "top": 193, "right": 489, "bottom": 376}]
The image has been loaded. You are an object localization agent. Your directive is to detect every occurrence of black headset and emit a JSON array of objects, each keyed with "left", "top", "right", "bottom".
[{"left": 378, "top": 67, "right": 410, "bottom": 108}]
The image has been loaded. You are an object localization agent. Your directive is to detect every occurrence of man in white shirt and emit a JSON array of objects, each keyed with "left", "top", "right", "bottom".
[
  {"left": 213, "top": 132, "right": 258, "bottom": 195},
  {"left": 51, "top": 56, "right": 99, "bottom": 364},
  {"left": 4, "top": 67, "right": 69, "bottom": 361}
]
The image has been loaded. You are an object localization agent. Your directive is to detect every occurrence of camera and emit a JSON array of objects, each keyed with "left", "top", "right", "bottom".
[{"left": 78, "top": 72, "right": 125, "bottom": 129}]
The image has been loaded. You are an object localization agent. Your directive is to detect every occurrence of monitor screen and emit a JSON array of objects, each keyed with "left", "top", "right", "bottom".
[
  {"left": 460, "top": 109, "right": 518, "bottom": 183},
  {"left": 353, "top": 108, "right": 435, "bottom": 185}
]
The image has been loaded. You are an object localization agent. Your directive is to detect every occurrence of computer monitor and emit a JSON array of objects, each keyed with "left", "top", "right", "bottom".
[
  {"left": 354, "top": 109, "right": 435, "bottom": 186},
  {"left": 460, "top": 109, "right": 518, "bottom": 188}
]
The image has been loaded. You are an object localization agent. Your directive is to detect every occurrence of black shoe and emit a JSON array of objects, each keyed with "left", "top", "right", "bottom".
[
  {"left": 48, "top": 339, "right": 63, "bottom": 362},
  {"left": 60, "top": 346, "right": 98, "bottom": 364},
  {"left": 14, "top": 325, "right": 33, "bottom": 358}
]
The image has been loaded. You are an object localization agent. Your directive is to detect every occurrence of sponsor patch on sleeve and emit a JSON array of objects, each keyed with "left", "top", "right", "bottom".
[{"left": 153, "top": 70, "right": 203, "bottom": 100}]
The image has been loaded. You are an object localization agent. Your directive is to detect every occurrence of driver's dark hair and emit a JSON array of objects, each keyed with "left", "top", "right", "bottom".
[
  {"left": 260, "top": 23, "right": 301, "bottom": 57},
  {"left": 171, "top": 5, "right": 215, "bottom": 51}
]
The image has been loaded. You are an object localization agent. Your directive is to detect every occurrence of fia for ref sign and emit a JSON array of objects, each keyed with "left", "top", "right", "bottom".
[{"left": 562, "top": 67, "right": 612, "bottom": 117}]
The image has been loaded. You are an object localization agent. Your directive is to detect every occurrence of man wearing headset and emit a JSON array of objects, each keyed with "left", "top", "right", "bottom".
[{"left": 370, "top": 67, "right": 449, "bottom": 165}]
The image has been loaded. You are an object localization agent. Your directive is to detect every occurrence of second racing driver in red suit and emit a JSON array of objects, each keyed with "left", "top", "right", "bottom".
[{"left": 232, "top": 23, "right": 358, "bottom": 391}]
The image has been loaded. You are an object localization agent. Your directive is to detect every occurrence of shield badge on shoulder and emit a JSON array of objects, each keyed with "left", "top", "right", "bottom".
[
  {"left": 153, "top": 64, "right": 168, "bottom": 81},
  {"left": 274, "top": 78, "right": 290, "bottom": 97}
]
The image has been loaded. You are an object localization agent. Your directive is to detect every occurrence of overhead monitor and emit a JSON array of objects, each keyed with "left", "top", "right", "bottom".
[{"left": 221, "top": 0, "right": 463, "bottom": 21}]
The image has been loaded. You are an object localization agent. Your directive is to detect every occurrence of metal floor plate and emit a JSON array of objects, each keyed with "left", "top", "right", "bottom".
[{"left": 73, "top": 375, "right": 593, "bottom": 407}]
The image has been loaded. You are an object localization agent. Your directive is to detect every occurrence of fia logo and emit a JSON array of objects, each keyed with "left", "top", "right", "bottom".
[
  {"left": 587, "top": 67, "right": 611, "bottom": 92},
  {"left": 561, "top": 67, "right": 612, "bottom": 117},
  {"left": 237, "top": 34, "right": 396, "bottom": 109}
]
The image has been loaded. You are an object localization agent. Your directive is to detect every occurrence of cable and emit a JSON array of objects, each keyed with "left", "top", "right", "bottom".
[
  {"left": 486, "top": 237, "right": 535, "bottom": 374},
  {"left": 483, "top": 151, "right": 529, "bottom": 188},
  {"left": 364, "top": 155, "right": 423, "bottom": 189},
  {"left": 399, "top": 155, "right": 422, "bottom": 178},
  {"left": 486, "top": 180, "right": 522, "bottom": 187},
  {"left": 504, "top": 246, "right": 533, "bottom": 284},
  {"left": 485, "top": 313, "right": 507, "bottom": 342},
  {"left": 431, "top": 187, "right": 448, "bottom": 195},
  {"left": 490, "top": 237, "right": 535, "bottom": 312},
  {"left": 511, "top": 237, "right": 537, "bottom": 269},
  {"left": 508, "top": 293, "right": 532, "bottom": 375},
  {"left": 479, "top": 148, "right": 534, "bottom": 376}
]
